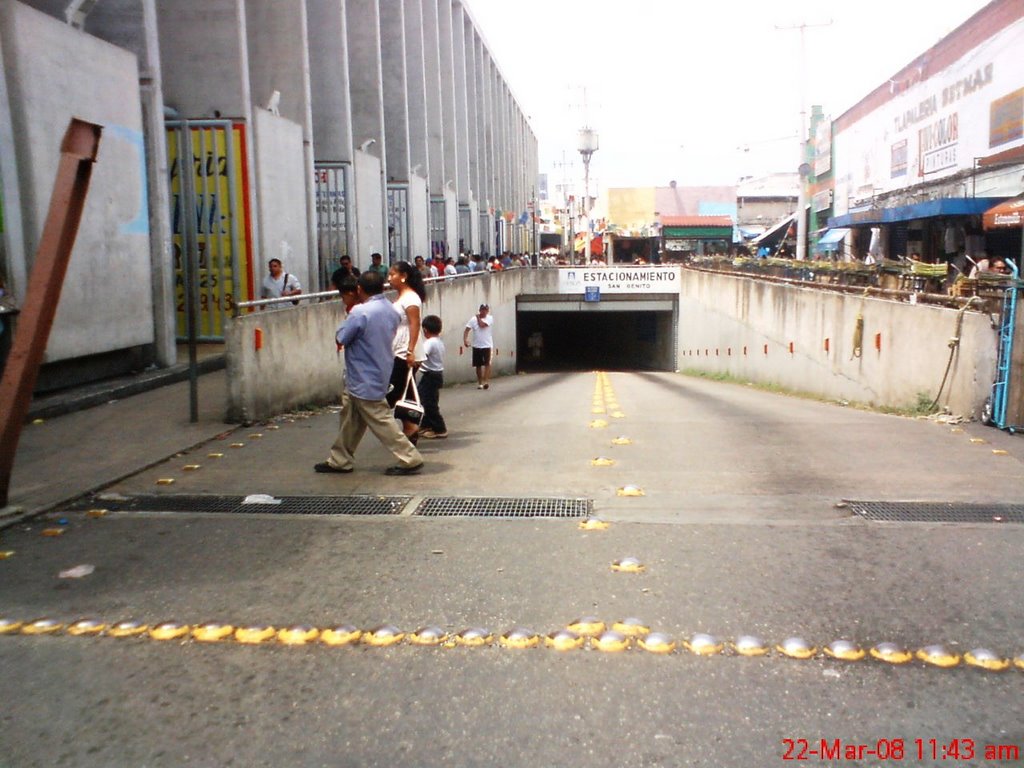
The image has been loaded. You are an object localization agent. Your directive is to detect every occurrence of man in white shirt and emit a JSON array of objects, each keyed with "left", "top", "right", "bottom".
[
  {"left": 463, "top": 303, "right": 494, "bottom": 389},
  {"left": 260, "top": 258, "right": 302, "bottom": 309}
]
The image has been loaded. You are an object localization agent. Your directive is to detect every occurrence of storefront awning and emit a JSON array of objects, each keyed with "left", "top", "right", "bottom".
[
  {"left": 751, "top": 214, "right": 795, "bottom": 247},
  {"left": 662, "top": 226, "right": 733, "bottom": 239},
  {"left": 828, "top": 197, "right": 1007, "bottom": 228},
  {"left": 816, "top": 228, "right": 849, "bottom": 250},
  {"left": 983, "top": 196, "right": 1024, "bottom": 229}
]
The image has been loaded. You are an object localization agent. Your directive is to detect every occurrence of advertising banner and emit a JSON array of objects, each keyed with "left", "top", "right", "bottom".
[{"left": 167, "top": 123, "right": 253, "bottom": 339}]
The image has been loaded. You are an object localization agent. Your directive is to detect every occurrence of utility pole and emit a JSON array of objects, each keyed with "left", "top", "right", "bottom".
[
  {"left": 531, "top": 187, "right": 538, "bottom": 266},
  {"left": 553, "top": 151, "right": 574, "bottom": 263},
  {"left": 776, "top": 18, "right": 831, "bottom": 261},
  {"left": 578, "top": 127, "right": 599, "bottom": 264}
]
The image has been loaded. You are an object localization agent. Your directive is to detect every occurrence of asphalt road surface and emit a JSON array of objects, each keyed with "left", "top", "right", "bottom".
[{"left": 3, "top": 372, "right": 1024, "bottom": 767}]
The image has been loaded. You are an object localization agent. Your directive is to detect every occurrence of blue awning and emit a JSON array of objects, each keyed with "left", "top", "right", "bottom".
[
  {"left": 828, "top": 197, "right": 1007, "bottom": 228},
  {"left": 816, "top": 228, "right": 849, "bottom": 248}
]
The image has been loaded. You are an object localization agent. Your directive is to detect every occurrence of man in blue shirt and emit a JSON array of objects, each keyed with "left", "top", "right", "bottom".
[{"left": 315, "top": 270, "right": 424, "bottom": 475}]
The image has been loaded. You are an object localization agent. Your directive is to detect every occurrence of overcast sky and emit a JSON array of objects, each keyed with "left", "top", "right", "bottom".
[{"left": 464, "top": 0, "right": 994, "bottom": 193}]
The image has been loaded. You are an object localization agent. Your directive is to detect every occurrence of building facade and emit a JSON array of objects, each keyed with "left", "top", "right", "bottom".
[
  {"left": 824, "top": 0, "right": 1024, "bottom": 268},
  {"left": 0, "top": 0, "right": 536, "bottom": 387}
]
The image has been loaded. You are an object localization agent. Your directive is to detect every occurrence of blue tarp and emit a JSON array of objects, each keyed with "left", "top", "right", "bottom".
[
  {"left": 828, "top": 198, "right": 1007, "bottom": 228},
  {"left": 816, "top": 228, "right": 849, "bottom": 250}
]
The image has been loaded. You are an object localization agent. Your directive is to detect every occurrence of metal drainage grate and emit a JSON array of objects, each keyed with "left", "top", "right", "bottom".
[
  {"left": 68, "top": 494, "right": 409, "bottom": 516},
  {"left": 414, "top": 497, "right": 591, "bottom": 518},
  {"left": 845, "top": 500, "right": 1024, "bottom": 524}
]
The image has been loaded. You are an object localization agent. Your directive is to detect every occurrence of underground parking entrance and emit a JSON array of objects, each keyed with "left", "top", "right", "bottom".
[{"left": 515, "top": 294, "right": 678, "bottom": 371}]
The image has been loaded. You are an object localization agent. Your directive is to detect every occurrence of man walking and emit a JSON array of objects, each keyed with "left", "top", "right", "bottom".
[
  {"left": 315, "top": 271, "right": 424, "bottom": 476},
  {"left": 463, "top": 303, "right": 494, "bottom": 390}
]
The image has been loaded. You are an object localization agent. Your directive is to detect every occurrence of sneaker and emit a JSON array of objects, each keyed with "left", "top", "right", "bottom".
[
  {"left": 483, "top": 383, "right": 489, "bottom": 389},
  {"left": 419, "top": 430, "right": 448, "bottom": 439},
  {"left": 314, "top": 462, "right": 353, "bottom": 474},
  {"left": 477, "top": 384, "right": 484, "bottom": 390},
  {"left": 384, "top": 463, "right": 423, "bottom": 476}
]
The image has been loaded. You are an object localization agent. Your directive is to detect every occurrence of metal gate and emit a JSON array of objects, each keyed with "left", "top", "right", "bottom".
[
  {"left": 314, "top": 162, "right": 349, "bottom": 286},
  {"left": 478, "top": 212, "right": 490, "bottom": 255},
  {"left": 458, "top": 205, "right": 472, "bottom": 256},
  {"left": 387, "top": 185, "right": 409, "bottom": 265},
  {"left": 430, "top": 198, "right": 446, "bottom": 259},
  {"left": 166, "top": 120, "right": 252, "bottom": 340}
]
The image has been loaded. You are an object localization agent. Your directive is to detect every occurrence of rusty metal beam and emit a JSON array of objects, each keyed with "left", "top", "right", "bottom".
[{"left": 0, "top": 118, "right": 102, "bottom": 508}]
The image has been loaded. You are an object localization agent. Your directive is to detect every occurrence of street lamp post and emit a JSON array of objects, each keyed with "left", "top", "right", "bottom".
[{"left": 578, "top": 127, "right": 598, "bottom": 265}]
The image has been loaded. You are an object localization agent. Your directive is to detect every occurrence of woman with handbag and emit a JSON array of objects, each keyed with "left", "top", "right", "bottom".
[{"left": 386, "top": 261, "right": 427, "bottom": 444}]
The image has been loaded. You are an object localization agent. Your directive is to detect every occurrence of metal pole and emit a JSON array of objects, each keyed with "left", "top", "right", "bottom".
[
  {"left": 180, "top": 125, "right": 200, "bottom": 423},
  {"left": 583, "top": 159, "right": 591, "bottom": 264},
  {"left": 531, "top": 188, "right": 538, "bottom": 266},
  {"left": 0, "top": 119, "right": 101, "bottom": 508},
  {"left": 775, "top": 19, "right": 832, "bottom": 261},
  {"left": 795, "top": 24, "right": 808, "bottom": 261}
]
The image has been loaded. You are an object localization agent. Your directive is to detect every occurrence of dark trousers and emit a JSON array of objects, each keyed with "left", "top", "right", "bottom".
[{"left": 418, "top": 369, "right": 446, "bottom": 433}]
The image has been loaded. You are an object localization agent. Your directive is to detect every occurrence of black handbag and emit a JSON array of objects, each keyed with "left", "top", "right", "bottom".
[{"left": 394, "top": 368, "right": 424, "bottom": 424}]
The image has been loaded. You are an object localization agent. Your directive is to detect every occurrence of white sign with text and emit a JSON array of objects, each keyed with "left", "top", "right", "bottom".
[{"left": 558, "top": 266, "right": 681, "bottom": 294}]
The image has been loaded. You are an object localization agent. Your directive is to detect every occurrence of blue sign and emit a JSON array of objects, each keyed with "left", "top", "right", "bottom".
[{"left": 584, "top": 286, "right": 600, "bottom": 302}]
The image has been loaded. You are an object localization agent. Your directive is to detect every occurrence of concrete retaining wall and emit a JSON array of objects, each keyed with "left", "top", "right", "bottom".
[
  {"left": 225, "top": 268, "right": 538, "bottom": 423},
  {"left": 677, "top": 270, "right": 996, "bottom": 416},
  {"left": 225, "top": 266, "right": 997, "bottom": 423}
]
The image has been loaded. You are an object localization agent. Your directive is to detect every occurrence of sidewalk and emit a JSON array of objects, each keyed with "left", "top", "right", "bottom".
[
  {"left": 6, "top": 367, "right": 234, "bottom": 519},
  {"left": 25, "top": 345, "right": 225, "bottom": 422}
]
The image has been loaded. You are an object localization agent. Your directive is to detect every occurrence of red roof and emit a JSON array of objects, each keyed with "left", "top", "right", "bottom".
[{"left": 659, "top": 215, "right": 733, "bottom": 227}]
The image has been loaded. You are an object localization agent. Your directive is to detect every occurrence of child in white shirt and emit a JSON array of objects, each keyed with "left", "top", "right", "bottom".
[{"left": 417, "top": 314, "right": 447, "bottom": 438}]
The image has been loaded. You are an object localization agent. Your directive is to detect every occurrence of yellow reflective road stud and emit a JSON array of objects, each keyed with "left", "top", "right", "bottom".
[
  {"left": 150, "top": 622, "right": 191, "bottom": 641},
  {"left": 277, "top": 625, "right": 320, "bottom": 645},
  {"left": 193, "top": 623, "right": 235, "bottom": 642},
  {"left": 235, "top": 625, "right": 277, "bottom": 645}
]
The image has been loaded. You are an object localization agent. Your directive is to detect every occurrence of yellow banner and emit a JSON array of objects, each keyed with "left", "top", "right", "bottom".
[{"left": 168, "top": 124, "right": 252, "bottom": 338}]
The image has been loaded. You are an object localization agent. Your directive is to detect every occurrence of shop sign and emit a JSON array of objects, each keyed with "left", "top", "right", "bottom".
[{"left": 559, "top": 266, "right": 680, "bottom": 294}]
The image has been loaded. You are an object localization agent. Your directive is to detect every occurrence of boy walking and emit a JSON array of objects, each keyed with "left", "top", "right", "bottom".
[{"left": 417, "top": 315, "right": 448, "bottom": 439}]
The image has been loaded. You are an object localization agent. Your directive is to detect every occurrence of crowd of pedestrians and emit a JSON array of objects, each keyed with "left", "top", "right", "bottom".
[{"left": 315, "top": 255, "right": 506, "bottom": 476}]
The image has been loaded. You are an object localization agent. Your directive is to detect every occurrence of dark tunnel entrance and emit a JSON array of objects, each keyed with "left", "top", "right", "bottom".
[{"left": 516, "top": 295, "right": 677, "bottom": 372}]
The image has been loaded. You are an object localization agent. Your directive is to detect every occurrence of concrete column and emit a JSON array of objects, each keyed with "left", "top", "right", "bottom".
[
  {"left": 346, "top": 0, "right": 388, "bottom": 263},
  {"left": 0, "top": 21, "right": 27, "bottom": 304},
  {"left": 463, "top": 25, "right": 478, "bottom": 197},
  {"left": 139, "top": 0, "right": 175, "bottom": 366},
  {"left": 461, "top": 15, "right": 479, "bottom": 252},
  {"left": 479, "top": 49, "right": 493, "bottom": 254},
  {"left": 307, "top": 1, "right": 353, "bottom": 161},
  {"left": 402, "top": 0, "right": 430, "bottom": 260},
  {"left": 157, "top": 0, "right": 261, "bottom": 296},
  {"left": 436, "top": 0, "right": 456, "bottom": 204},
  {"left": 157, "top": 0, "right": 251, "bottom": 120},
  {"left": 379, "top": 0, "right": 409, "bottom": 183},
  {"left": 379, "top": 0, "right": 410, "bottom": 264},
  {"left": 421, "top": 0, "right": 444, "bottom": 195},
  {"left": 451, "top": 3, "right": 470, "bottom": 204},
  {"left": 306, "top": 1, "right": 357, "bottom": 267},
  {"left": 246, "top": 0, "right": 316, "bottom": 287}
]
